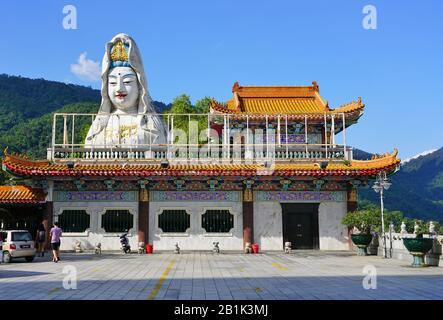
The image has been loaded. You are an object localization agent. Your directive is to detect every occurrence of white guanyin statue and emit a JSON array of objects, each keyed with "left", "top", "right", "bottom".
[{"left": 85, "top": 33, "right": 167, "bottom": 149}]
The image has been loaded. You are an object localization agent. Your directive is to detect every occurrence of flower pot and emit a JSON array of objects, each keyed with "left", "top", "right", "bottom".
[
  {"left": 351, "top": 234, "right": 373, "bottom": 256},
  {"left": 403, "top": 237, "right": 434, "bottom": 267}
]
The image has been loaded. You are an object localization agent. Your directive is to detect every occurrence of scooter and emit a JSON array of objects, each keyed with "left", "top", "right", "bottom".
[{"left": 119, "top": 233, "right": 131, "bottom": 254}]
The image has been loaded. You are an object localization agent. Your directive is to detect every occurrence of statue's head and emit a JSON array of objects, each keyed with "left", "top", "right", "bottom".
[
  {"left": 85, "top": 33, "right": 167, "bottom": 143},
  {"left": 95, "top": 34, "right": 151, "bottom": 115},
  {"left": 107, "top": 40, "right": 139, "bottom": 113}
]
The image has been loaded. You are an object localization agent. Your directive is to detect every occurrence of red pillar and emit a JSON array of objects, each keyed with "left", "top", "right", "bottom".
[
  {"left": 346, "top": 183, "right": 358, "bottom": 250},
  {"left": 243, "top": 198, "right": 254, "bottom": 248},
  {"left": 138, "top": 189, "right": 149, "bottom": 245},
  {"left": 42, "top": 201, "right": 53, "bottom": 250}
]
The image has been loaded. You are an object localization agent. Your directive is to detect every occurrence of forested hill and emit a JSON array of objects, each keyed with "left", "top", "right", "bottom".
[
  {"left": 0, "top": 102, "right": 100, "bottom": 159},
  {"left": 358, "top": 147, "right": 443, "bottom": 223},
  {"left": 0, "top": 74, "right": 101, "bottom": 132}
]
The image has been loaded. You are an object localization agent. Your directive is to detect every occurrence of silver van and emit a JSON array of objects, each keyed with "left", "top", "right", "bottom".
[{"left": 1, "top": 230, "right": 36, "bottom": 263}]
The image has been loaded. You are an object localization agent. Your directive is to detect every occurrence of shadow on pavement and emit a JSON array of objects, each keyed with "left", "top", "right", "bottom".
[{"left": 0, "top": 270, "right": 51, "bottom": 278}]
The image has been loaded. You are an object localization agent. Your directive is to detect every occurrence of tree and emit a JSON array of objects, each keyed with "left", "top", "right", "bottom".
[
  {"left": 195, "top": 97, "right": 211, "bottom": 113},
  {"left": 355, "top": 202, "right": 404, "bottom": 233},
  {"left": 194, "top": 97, "right": 212, "bottom": 141},
  {"left": 341, "top": 208, "right": 380, "bottom": 234},
  {"left": 164, "top": 95, "right": 210, "bottom": 144}
]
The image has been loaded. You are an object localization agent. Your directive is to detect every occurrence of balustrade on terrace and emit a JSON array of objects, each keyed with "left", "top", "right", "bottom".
[{"left": 48, "top": 113, "right": 352, "bottom": 164}]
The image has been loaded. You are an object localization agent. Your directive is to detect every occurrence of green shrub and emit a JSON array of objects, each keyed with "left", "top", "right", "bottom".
[{"left": 341, "top": 209, "right": 380, "bottom": 234}]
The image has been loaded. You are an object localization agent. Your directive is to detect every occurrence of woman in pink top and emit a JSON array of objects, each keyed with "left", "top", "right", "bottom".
[{"left": 49, "top": 222, "right": 62, "bottom": 263}]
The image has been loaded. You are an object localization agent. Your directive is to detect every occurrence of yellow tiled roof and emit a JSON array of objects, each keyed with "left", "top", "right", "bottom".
[
  {"left": 331, "top": 99, "right": 363, "bottom": 114},
  {"left": 211, "top": 81, "right": 364, "bottom": 118},
  {"left": 242, "top": 98, "right": 324, "bottom": 114},
  {"left": 3, "top": 149, "right": 400, "bottom": 178},
  {"left": 0, "top": 186, "right": 46, "bottom": 203}
]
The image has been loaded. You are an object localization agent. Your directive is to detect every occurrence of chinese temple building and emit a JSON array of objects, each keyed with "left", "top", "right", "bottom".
[{"left": 0, "top": 34, "right": 400, "bottom": 252}]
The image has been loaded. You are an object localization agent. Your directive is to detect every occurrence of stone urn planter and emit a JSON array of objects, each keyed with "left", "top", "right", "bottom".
[
  {"left": 351, "top": 234, "right": 373, "bottom": 256},
  {"left": 403, "top": 237, "right": 434, "bottom": 267}
]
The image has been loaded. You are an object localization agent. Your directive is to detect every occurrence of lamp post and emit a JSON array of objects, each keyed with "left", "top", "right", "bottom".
[{"left": 372, "top": 171, "right": 392, "bottom": 258}]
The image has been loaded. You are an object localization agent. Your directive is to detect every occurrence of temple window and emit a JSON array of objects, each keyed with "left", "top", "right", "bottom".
[
  {"left": 158, "top": 210, "right": 190, "bottom": 233},
  {"left": 101, "top": 209, "right": 133, "bottom": 233},
  {"left": 58, "top": 210, "right": 90, "bottom": 233},
  {"left": 201, "top": 210, "right": 234, "bottom": 233}
]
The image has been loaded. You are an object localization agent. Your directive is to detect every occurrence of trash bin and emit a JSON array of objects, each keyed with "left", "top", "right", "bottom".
[
  {"left": 146, "top": 244, "right": 153, "bottom": 254},
  {"left": 252, "top": 243, "right": 259, "bottom": 254}
]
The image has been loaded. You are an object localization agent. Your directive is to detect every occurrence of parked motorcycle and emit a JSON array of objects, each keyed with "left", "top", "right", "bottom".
[{"left": 119, "top": 233, "right": 131, "bottom": 254}]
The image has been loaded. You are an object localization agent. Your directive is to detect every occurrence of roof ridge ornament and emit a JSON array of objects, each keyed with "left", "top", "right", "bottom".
[
  {"left": 312, "top": 81, "right": 319, "bottom": 92},
  {"left": 232, "top": 81, "right": 240, "bottom": 93},
  {"left": 370, "top": 149, "right": 399, "bottom": 160}
]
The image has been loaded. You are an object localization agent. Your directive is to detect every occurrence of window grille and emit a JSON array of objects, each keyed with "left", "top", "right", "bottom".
[
  {"left": 59, "top": 210, "right": 90, "bottom": 233},
  {"left": 202, "top": 210, "right": 233, "bottom": 233},
  {"left": 101, "top": 209, "right": 133, "bottom": 233},
  {"left": 158, "top": 210, "right": 190, "bottom": 233}
]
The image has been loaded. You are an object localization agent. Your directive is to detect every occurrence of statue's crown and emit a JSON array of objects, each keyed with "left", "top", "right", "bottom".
[
  {"left": 110, "top": 40, "right": 130, "bottom": 68},
  {"left": 111, "top": 41, "right": 128, "bottom": 61}
]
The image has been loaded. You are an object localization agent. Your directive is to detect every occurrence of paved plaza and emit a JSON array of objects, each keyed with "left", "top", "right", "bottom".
[{"left": 0, "top": 251, "right": 442, "bottom": 300}]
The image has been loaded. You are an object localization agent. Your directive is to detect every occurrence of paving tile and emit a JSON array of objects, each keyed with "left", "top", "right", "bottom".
[{"left": 1, "top": 251, "right": 443, "bottom": 300}]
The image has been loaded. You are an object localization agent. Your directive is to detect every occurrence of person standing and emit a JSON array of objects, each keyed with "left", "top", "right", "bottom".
[
  {"left": 49, "top": 222, "right": 62, "bottom": 263},
  {"left": 35, "top": 224, "right": 46, "bottom": 257}
]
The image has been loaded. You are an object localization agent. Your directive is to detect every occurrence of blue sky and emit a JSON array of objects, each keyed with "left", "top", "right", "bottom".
[{"left": 0, "top": 0, "right": 442, "bottom": 160}]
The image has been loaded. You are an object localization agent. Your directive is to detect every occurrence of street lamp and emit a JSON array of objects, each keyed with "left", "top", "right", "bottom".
[{"left": 372, "top": 171, "right": 392, "bottom": 258}]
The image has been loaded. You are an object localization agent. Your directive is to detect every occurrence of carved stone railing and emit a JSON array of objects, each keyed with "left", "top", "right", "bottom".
[{"left": 48, "top": 145, "right": 353, "bottom": 163}]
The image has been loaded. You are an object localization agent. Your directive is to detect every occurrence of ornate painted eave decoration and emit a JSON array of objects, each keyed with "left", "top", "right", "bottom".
[
  {"left": 2, "top": 148, "right": 400, "bottom": 178},
  {"left": 0, "top": 185, "right": 46, "bottom": 204},
  {"left": 210, "top": 81, "right": 364, "bottom": 122}
]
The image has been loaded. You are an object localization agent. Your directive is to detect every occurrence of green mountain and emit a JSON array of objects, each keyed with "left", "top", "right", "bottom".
[
  {"left": 0, "top": 74, "right": 101, "bottom": 133},
  {"left": 0, "top": 102, "right": 100, "bottom": 159},
  {"left": 352, "top": 148, "right": 373, "bottom": 160},
  {"left": 358, "top": 147, "right": 443, "bottom": 223}
]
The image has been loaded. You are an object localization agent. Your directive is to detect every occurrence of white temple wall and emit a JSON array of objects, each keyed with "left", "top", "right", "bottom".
[
  {"left": 253, "top": 200, "right": 348, "bottom": 251},
  {"left": 254, "top": 191, "right": 348, "bottom": 251},
  {"left": 149, "top": 200, "right": 243, "bottom": 251},
  {"left": 53, "top": 191, "right": 139, "bottom": 251},
  {"left": 254, "top": 202, "right": 283, "bottom": 251},
  {"left": 318, "top": 201, "right": 348, "bottom": 250},
  {"left": 51, "top": 190, "right": 348, "bottom": 252}
]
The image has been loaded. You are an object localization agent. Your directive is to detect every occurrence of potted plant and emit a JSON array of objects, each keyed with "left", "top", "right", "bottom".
[
  {"left": 341, "top": 209, "right": 378, "bottom": 256},
  {"left": 402, "top": 220, "right": 434, "bottom": 267}
]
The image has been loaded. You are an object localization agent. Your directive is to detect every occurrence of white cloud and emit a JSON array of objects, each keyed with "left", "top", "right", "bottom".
[
  {"left": 70, "top": 52, "right": 101, "bottom": 82},
  {"left": 402, "top": 149, "right": 437, "bottom": 164}
]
